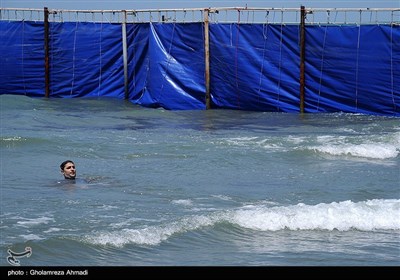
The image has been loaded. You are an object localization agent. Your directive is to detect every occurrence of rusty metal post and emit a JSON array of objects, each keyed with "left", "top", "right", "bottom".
[
  {"left": 204, "top": 9, "right": 211, "bottom": 109},
  {"left": 44, "top": 7, "right": 50, "bottom": 98},
  {"left": 299, "top": 5, "right": 306, "bottom": 113}
]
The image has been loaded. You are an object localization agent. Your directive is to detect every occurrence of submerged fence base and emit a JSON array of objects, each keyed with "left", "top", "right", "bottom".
[{"left": 0, "top": 7, "right": 399, "bottom": 115}]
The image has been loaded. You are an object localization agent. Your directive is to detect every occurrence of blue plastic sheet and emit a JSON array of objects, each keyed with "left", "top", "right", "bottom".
[
  {"left": 209, "top": 24, "right": 300, "bottom": 112},
  {"left": 0, "top": 21, "right": 45, "bottom": 96},
  {"left": 49, "top": 22, "right": 125, "bottom": 98},
  {"left": 305, "top": 25, "right": 400, "bottom": 115},
  {"left": 128, "top": 23, "right": 206, "bottom": 110},
  {"left": 0, "top": 20, "right": 398, "bottom": 115}
]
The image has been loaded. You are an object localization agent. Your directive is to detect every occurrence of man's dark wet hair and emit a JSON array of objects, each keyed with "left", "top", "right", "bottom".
[{"left": 60, "top": 160, "right": 74, "bottom": 170}]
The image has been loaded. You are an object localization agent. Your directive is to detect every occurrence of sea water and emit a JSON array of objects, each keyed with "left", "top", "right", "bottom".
[{"left": 0, "top": 95, "right": 399, "bottom": 266}]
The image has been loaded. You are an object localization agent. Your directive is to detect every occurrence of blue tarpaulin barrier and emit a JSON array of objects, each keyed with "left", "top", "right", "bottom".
[
  {"left": 49, "top": 22, "right": 125, "bottom": 98},
  {"left": 209, "top": 24, "right": 300, "bottom": 112},
  {"left": 0, "top": 20, "right": 398, "bottom": 115},
  {"left": 0, "top": 21, "right": 45, "bottom": 97},
  {"left": 305, "top": 25, "right": 399, "bottom": 115},
  {"left": 129, "top": 23, "right": 206, "bottom": 110}
]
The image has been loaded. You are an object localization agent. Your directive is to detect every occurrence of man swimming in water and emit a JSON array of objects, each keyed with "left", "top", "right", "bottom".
[{"left": 60, "top": 160, "right": 76, "bottom": 180}]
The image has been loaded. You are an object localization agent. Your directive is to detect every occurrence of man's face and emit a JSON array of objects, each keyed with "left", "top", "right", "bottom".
[{"left": 62, "top": 162, "right": 76, "bottom": 179}]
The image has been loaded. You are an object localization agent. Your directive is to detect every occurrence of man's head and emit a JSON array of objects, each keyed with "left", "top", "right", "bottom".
[{"left": 60, "top": 160, "right": 76, "bottom": 179}]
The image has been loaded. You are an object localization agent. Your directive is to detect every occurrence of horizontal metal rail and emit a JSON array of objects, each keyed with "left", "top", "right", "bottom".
[{"left": 0, "top": 7, "right": 399, "bottom": 24}]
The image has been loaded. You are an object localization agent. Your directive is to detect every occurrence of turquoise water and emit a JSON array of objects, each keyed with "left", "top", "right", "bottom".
[{"left": 1, "top": 95, "right": 399, "bottom": 266}]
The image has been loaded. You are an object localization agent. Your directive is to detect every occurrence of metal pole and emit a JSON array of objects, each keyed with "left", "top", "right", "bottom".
[
  {"left": 299, "top": 5, "right": 306, "bottom": 113},
  {"left": 122, "top": 10, "right": 129, "bottom": 99},
  {"left": 204, "top": 9, "right": 211, "bottom": 109},
  {"left": 44, "top": 7, "right": 50, "bottom": 98}
]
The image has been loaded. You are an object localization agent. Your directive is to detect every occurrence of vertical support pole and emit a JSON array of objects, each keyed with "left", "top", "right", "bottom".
[
  {"left": 299, "top": 5, "right": 306, "bottom": 113},
  {"left": 204, "top": 9, "right": 211, "bottom": 109},
  {"left": 122, "top": 10, "right": 129, "bottom": 99},
  {"left": 44, "top": 7, "right": 50, "bottom": 98}
]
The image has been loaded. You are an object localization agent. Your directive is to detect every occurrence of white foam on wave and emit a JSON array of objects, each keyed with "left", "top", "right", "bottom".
[
  {"left": 19, "top": 234, "right": 45, "bottom": 241},
  {"left": 230, "top": 199, "right": 400, "bottom": 231},
  {"left": 19, "top": 234, "right": 44, "bottom": 241},
  {"left": 83, "top": 199, "right": 399, "bottom": 247},
  {"left": 225, "top": 137, "right": 258, "bottom": 147},
  {"left": 1, "top": 136, "right": 25, "bottom": 141},
  {"left": 17, "top": 216, "right": 54, "bottom": 228},
  {"left": 172, "top": 199, "right": 193, "bottom": 206},
  {"left": 211, "top": 194, "right": 234, "bottom": 201},
  {"left": 83, "top": 215, "right": 217, "bottom": 247},
  {"left": 310, "top": 131, "right": 400, "bottom": 159},
  {"left": 286, "top": 135, "right": 306, "bottom": 145},
  {"left": 223, "top": 132, "right": 400, "bottom": 159},
  {"left": 312, "top": 143, "right": 399, "bottom": 159},
  {"left": 43, "top": 227, "right": 62, "bottom": 233}
]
